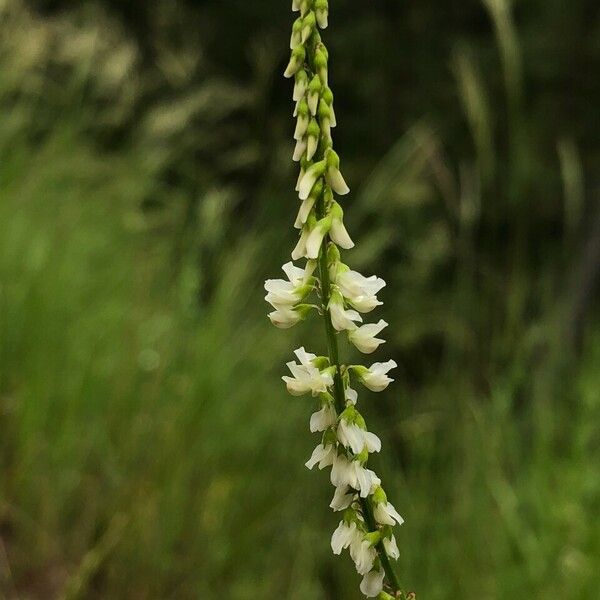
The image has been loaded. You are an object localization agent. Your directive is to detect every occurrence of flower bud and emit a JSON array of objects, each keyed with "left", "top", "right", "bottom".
[
  {"left": 318, "top": 98, "right": 332, "bottom": 142},
  {"left": 321, "top": 85, "right": 337, "bottom": 127},
  {"left": 314, "top": 46, "right": 328, "bottom": 85},
  {"left": 293, "top": 137, "right": 307, "bottom": 162},
  {"left": 284, "top": 44, "right": 306, "bottom": 78},
  {"left": 315, "top": 0, "right": 329, "bottom": 29},
  {"left": 325, "top": 149, "right": 350, "bottom": 195},
  {"left": 301, "top": 11, "right": 316, "bottom": 44},
  {"left": 330, "top": 201, "right": 354, "bottom": 248},
  {"left": 290, "top": 17, "right": 303, "bottom": 49},
  {"left": 306, "top": 118, "right": 320, "bottom": 161},
  {"left": 294, "top": 99, "right": 310, "bottom": 140},
  {"left": 298, "top": 160, "right": 326, "bottom": 200},
  {"left": 293, "top": 69, "right": 308, "bottom": 101},
  {"left": 307, "top": 74, "right": 322, "bottom": 116}
]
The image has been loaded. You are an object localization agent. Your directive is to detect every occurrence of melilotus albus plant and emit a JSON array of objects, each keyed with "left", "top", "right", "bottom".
[{"left": 265, "top": 1, "right": 408, "bottom": 598}]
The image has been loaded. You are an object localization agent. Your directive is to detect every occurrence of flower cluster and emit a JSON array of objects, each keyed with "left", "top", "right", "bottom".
[{"left": 264, "top": 1, "right": 405, "bottom": 598}]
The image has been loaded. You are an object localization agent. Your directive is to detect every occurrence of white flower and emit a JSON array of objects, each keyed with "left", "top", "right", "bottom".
[
  {"left": 293, "top": 137, "right": 307, "bottom": 161},
  {"left": 309, "top": 403, "right": 337, "bottom": 432},
  {"left": 294, "top": 196, "right": 317, "bottom": 229},
  {"left": 350, "top": 538, "right": 377, "bottom": 575},
  {"left": 360, "top": 568, "right": 385, "bottom": 597},
  {"left": 348, "top": 320, "right": 388, "bottom": 354},
  {"left": 330, "top": 486, "right": 355, "bottom": 511},
  {"left": 373, "top": 500, "right": 404, "bottom": 527},
  {"left": 282, "top": 347, "right": 333, "bottom": 396},
  {"left": 264, "top": 262, "right": 312, "bottom": 307},
  {"left": 298, "top": 160, "right": 326, "bottom": 200},
  {"left": 329, "top": 202, "right": 354, "bottom": 249},
  {"left": 325, "top": 150, "right": 350, "bottom": 195},
  {"left": 336, "top": 269, "right": 385, "bottom": 313},
  {"left": 338, "top": 420, "right": 381, "bottom": 455},
  {"left": 305, "top": 443, "right": 336, "bottom": 470},
  {"left": 291, "top": 226, "right": 311, "bottom": 260},
  {"left": 328, "top": 291, "right": 362, "bottom": 332},
  {"left": 358, "top": 360, "right": 397, "bottom": 392},
  {"left": 268, "top": 306, "right": 304, "bottom": 329},
  {"left": 383, "top": 534, "right": 400, "bottom": 559},
  {"left": 345, "top": 386, "right": 358, "bottom": 404},
  {"left": 292, "top": 70, "right": 308, "bottom": 101},
  {"left": 305, "top": 216, "right": 331, "bottom": 259},
  {"left": 330, "top": 454, "right": 380, "bottom": 498},
  {"left": 330, "top": 214, "right": 354, "bottom": 249},
  {"left": 331, "top": 520, "right": 360, "bottom": 555}
]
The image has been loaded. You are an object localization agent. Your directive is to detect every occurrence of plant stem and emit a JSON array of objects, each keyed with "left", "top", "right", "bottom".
[{"left": 316, "top": 203, "right": 403, "bottom": 596}]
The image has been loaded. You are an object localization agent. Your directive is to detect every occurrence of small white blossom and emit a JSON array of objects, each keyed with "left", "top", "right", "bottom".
[
  {"left": 358, "top": 360, "right": 397, "bottom": 392},
  {"left": 305, "top": 216, "right": 332, "bottom": 259},
  {"left": 264, "top": 261, "right": 312, "bottom": 307},
  {"left": 345, "top": 386, "right": 358, "bottom": 404},
  {"left": 360, "top": 568, "right": 385, "bottom": 597},
  {"left": 338, "top": 419, "right": 381, "bottom": 455},
  {"left": 268, "top": 305, "right": 305, "bottom": 329},
  {"left": 305, "top": 442, "right": 336, "bottom": 470},
  {"left": 325, "top": 150, "right": 350, "bottom": 195},
  {"left": 291, "top": 226, "right": 311, "bottom": 260},
  {"left": 294, "top": 196, "right": 317, "bottom": 229},
  {"left": 293, "top": 137, "right": 307, "bottom": 161},
  {"left": 348, "top": 319, "right": 388, "bottom": 354},
  {"left": 292, "top": 70, "right": 308, "bottom": 101},
  {"left": 298, "top": 160, "right": 326, "bottom": 200},
  {"left": 330, "top": 454, "right": 380, "bottom": 498},
  {"left": 329, "top": 202, "right": 354, "bottom": 249},
  {"left": 350, "top": 538, "right": 377, "bottom": 575},
  {"left": 282, "top": 347, "right": 333, "bottom": 395},
  {"left": 383, "top": 534, "right": 400, "bottom": 559},
  {"left": 330, "top": 485, "right": 355, "bottom": 511},
  {"left": 373, "top": 500, "right": 404, "bottom": 527},
  {"left": 328, "top": 291, "right": 362, "bottom": 332},
  {"left": 309, "top": 403, "right": 337, "bottom": 432},
  {"left": 336, "top": 269, "right": 385, "bottom": 313},
  {"left": 331, "top": 520, "right": 360, "bottom": 555}
]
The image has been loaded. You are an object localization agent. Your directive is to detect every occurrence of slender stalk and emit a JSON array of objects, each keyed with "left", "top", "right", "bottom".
[{"left": 317, "top": 197, "right": 403, "bottom": 596}]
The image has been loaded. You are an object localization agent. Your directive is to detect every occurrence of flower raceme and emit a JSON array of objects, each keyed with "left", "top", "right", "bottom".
[{"left": 264, "top": 1, "right": 406, "bottom": 597}]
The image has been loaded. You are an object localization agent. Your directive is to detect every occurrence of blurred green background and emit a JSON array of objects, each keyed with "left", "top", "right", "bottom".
[{"left": 1, "top": 0, "right": 599, "bottom": 598}]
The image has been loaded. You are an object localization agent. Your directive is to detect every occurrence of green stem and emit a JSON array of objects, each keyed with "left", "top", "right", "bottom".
[{"left": 316, "top": 200, "right": 403, "bottom": 597}]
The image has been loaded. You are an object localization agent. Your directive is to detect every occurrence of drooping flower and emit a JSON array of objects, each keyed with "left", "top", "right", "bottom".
[
  {"left": 282, "top": 347, "right": 334, "bottom": 395},
  {"left": 268, "top": 304, "right": 312, "bottom": 329},
  {"left": 360, "top": 568, "right": 385, "bottom": 597},
  {"left": 328, "top": 290, "right": 362, "bottom": 331},
  {"left": 331, "top": 520, "right": 361, "bottom": 555},
  {"left": 325, "top": 149, "right": 350, "bottom": 195},
  {"left": 350, "top": 538, "right": 377, "bottom": 575},
  {"left": 330, "top": 454, "right": 380, "bottom": 498},
  {"left": 330, "top": 485, "right": 355, "bottom": 511},
  {"left": 348, "top": 320, "right": 388, "bottom": 354},
  {"left": 305, "top": 442, "right": 336, "bottom": 470},
  {"left": 354, "top": 360, "right": 397, "bottom": 392},
  {"left": 264, "top": 262, "right": 314, "bottom": 307},
  {"left": 383, "top": 534, "right": 400, "bottom": 560},
  {"left": 373, "top": 500, "right": 404, "bottom": 527},
  {"left": 336, "top": 268, "right": 385, "bottom": 313},
  {"left": 329, "top": 201, "right": 354, "bottom": 249},
  {"left": 310, "top": 403, "right": 337, "bottom": 432}
]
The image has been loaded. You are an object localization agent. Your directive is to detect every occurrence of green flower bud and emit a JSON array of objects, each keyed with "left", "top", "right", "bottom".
[
  {"left": 372, "top": 486, "right": 388, "bottom": 506},
  {"left": 315, "top": 0, "right": 329, "bottom": 29},
  {"left": 314, "top": 47, "right": 328, "bottom": 85},
  {"left": 301, "top": 11, "right": 316, "bottom": 44},
  {"left": 306, "top": 117, "right": 320, "bottom": 160},
  {"left": 290, "top": 17, "right": 303, "bottom": 49},
  {"left": 307, "top": 74, "right": 322, "bottom": 116},
  {"left": 293, "top": 69, "right": 309, "bottom": 101},
  {"left": 284, "top": 44, "right": 306, "bottom": 78}
]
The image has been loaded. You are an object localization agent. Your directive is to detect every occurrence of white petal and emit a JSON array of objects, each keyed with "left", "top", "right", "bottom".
[
  {"left": 330, "top": 486, "right": 354, "bottom": 511},
  {"left": 330, "top": 218, "right": 354, "bottom": 249},
  {"left": 326, "top": 166, "right": 350, "bottom": 195},
  {"left": 359, "top": 569, "right": 385, "bottom": 597},
  {"left": 383, "top": 535, "right": 400, "bottom": 560}
]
